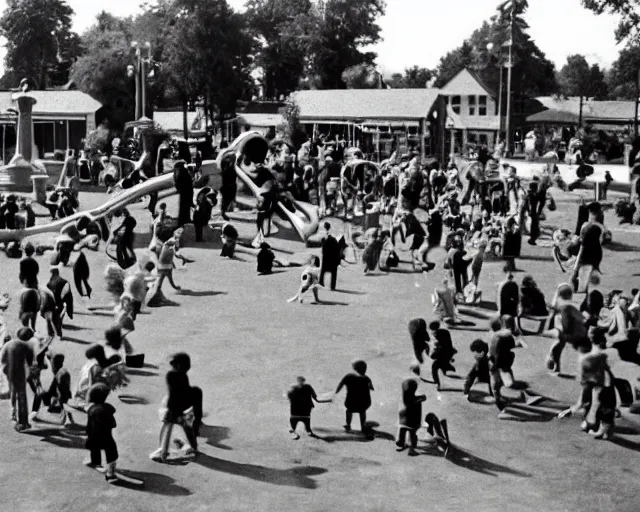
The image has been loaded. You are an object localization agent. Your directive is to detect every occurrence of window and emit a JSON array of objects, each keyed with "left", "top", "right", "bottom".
[
  {"left": 478, "top": 95, "right": 487, "bottom": 116},
  {"left": 479, "top": 133, "right": 488, "bottom": 146},
  {"left": 468, "top": 132, "right": 477, "bottom": 144},
  {"left": 451, "top": 95, "right": 461, "bottom": 114},
  {"left": 468, "top": 95, "right": 476, "bottom": 116}
]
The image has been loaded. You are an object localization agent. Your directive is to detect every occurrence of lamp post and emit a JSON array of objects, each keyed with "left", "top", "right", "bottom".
[{"left": 127, "top": 41, "right": 152, "bottom": 121}]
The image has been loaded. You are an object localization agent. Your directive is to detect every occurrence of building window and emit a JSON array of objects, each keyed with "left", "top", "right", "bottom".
[
  {"left": 479, "top": 133, "right": 488, "bottom": 146},
  {"left": 479, "top": 95, "right": 487, "bottom": 116},
  {"left": 451, "top": 95, "right": 461, "bottom": 114},
  {"left": 468, "top": 132, "right": 477, "bottom": 144},
  {"left": 468, "top": 95, "right": 476, "bottom": 116}
]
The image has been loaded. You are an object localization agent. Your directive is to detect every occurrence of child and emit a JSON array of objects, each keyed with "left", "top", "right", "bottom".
[
  {"left": 408, "top": 318, "right": 430, "bottom": 364},
  {"left": 463, "top": 339, "right": 492, "bottom": 400},
  {"left": 257, "top": 242, "right": 276, "bottom": 275},
  {"left": 427, "top": 321, "right": 457, "bottom": 391},
  {"left": 502, "top": 216, "right": 521, "bottom": 272},
  {"left": 335, "top": 360, "right": 374, "bottom": 435},
  {"left": 432, "top": 276, "right": 457, "bottom": 324},
  {"left": 84, "top": 383, "right": 119, "bottom": 483},
  {"left": 396, "top": 378, "right": 426, "bottom": 456},
  {"left": 489, "top": 316, "right": 525, "bottom": 412},
  {"left": 220, "top": 222, "right": 239, "bottom": 258},
  {"left": 150, "top": 352, "right": 203, "bottom": 462},
  {"left": 148, "top": 236, "right": 184, "bottom": 305},
  {"left": 31, "top": 352, "right": 73, "bottom": 425},
  {"left": 286, "top": 376, "right": 331, "bottom": 439},
  {"left": 287, "top": 256, "right": 322, "bottom": 304}
]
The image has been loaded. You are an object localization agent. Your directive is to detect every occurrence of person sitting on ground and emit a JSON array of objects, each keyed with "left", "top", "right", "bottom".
[
  {"left": 220, "top": 222, "right": 239, "bottom": 259},
  {"left": 257, "top": 242, "right": 276, "bottom": 275},
  {"left": 611, "top": 327, "right": 640, "bottom": 366},
  {"left": 519, "top": 275, "right": 548, "bottom": 317}
]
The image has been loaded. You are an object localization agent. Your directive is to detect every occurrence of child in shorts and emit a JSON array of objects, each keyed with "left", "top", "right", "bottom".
[{"left": 286, "top": 376, "right": 331, "bottom": 439}]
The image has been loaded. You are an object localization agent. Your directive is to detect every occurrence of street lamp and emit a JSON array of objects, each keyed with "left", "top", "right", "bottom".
[{"left": 129, "top": 41, "right": 153, "bottom": 121}]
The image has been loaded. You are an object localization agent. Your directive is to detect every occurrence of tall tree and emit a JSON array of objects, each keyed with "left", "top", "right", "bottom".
[
  {"left": 245, "top": 0, "right": 316, "bottom": 99},
  {"left": 582, "top": 0, "right": 640, "bottom": 43},
  {"left": 164, "top": 0, "right": 255, "bottom": 134},
  {"left": 307, "top": 0, "right": 386, "bottom": 89},
  {"left": 607, "top": 44, "right": 640, "bottom": 99},
  {"left": 558, "top": 54, "right": 609, "bottom": 125},
  {"left": 432, "top": 5, "right": 557, "bottom": 99},
  {"left": 387, "top": 66, "right": 435, "bottom": 88},
  {"left": 71, "top": 15, "right": 134, "bottom": 130},
  {"left": 0, "top": 0, "right": 80, "bottom": 88}
]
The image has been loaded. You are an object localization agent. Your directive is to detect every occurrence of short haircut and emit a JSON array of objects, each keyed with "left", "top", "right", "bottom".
[
  {"left": 489, "top": 316, "right": 503, "bottom": 332},
  {"left": 323, "top": 222, "right": 331, "bottom": 230},
  {"left": 470, "top": 339, "right": 488, "bottom": 354},
  {"left": 428, "top": 320, "right": 440, "bottom": 331},
  {"left": 23, "top": 242, "right": 35, "bottom": 256}
]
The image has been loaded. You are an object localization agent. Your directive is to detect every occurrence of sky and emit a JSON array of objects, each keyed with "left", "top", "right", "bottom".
[{"left": 0, "top": 0, "right": 625, "bottom": 77}]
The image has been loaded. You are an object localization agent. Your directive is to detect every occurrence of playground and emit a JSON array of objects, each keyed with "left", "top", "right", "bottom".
[{"left": 1, "top": 184, "right": 639, "bottom": 512}]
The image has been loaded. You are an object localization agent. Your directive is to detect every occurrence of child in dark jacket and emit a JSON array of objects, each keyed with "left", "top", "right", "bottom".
[
  {"left": 396, "top": 378, "right": 426, "bottom": 456},
  {"left": 84, "top": 383, "right": 119, "bottom": 483},
  {"left": 150, "top": 352, "right": 203, "bottom": 462},
  {"left": 428, "top": 321, "right": 457, "bottom": 391},
  {"left": 31, "top": 352, "right": 72, "bottom": 425},
  {"left": 287, "top": 376, "right": 331, "bottom": 439},
  {"left": 335, "top": 360, "right": 374, "bottom": 435},
  {"left": 408, "top": 318, "right": 430, "bottom": 363},
  {"left": 463, "top": 339, "right": 492, "bottom": 400}
]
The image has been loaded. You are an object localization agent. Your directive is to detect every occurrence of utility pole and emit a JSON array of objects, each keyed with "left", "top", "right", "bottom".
[
  {"left": 635, "top": 69, "right": 639, "bottom": 137},
  {"left": 505, "top": 9, "right": 514, "bottom": 157}
]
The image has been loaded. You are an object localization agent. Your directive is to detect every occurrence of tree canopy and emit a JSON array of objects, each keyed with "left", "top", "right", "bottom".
[
  {"left": 582, "top": 0, "right": 640, "bottom": 43},
  {"left": 558, "top": 54, "right": 608, "bottom": 100},
  {"left": 607, "top": 44, "right": 640, "bottom": 99},
  {"left": 0, "top": 0, "right": 80, "bottom": 88},
  {"left": 387, "top": 66, "right": 435, "bottom": 89}
]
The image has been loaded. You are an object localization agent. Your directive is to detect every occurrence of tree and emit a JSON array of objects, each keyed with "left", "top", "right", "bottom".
[
  {"left": 387, "top": 66, "right": 434, "bottom": 88},
  {"left": 558, "top": 54, "right": 609, "bottom": 124},
  {"left": 432, "top": 6, "right": 557, "bottom": 99},
  {"left": 71, "top": 13, "right": 135, "bottom": 131},
  {"left": 278, "top": 98, "right": 307, "bottom": 148},
  {"left": 0, "top": 0, "right": 80, "bottom": 88},
  {"left": 163, "top": 0, "right": 255, "bottom": 135},
  {"left": 307, "top": 0, "right": 386, "bottom": 89},
  {"left": 607, "top": 45, "right": 640, "bottom": 99},
  {"left": 245, "top": 0, "right": 317, "bottom": 99},
  {"left": 341, "top": 63, "right": 385, "bottom": 89},
  {"left": 582, "top": 0, "right": 640, "bottom": 43}
]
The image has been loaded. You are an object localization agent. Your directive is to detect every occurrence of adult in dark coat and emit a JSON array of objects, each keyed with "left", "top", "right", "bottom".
[
  {"left": 319, "top": 222, "right": 341, "bottom": 291},
  {"left": 47, "top": 264, "right": 74, "bottom": 338},
  {"left": 193, "top": 188, "right": 217, "bottom": 242},
  {"left": 173, "top": 161, "right": 194, "bottom": 227},
  {"left": 19, "top": 243, "right": 39, "bottom": 288}
]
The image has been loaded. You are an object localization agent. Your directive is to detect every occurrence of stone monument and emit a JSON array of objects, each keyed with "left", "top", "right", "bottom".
[{"left": 0, "top": 78, "right": 47, "bottom": 192}]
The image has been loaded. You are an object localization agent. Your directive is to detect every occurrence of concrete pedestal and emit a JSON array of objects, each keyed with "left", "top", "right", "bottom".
[{"left": 32, "top": 175, "right": 49, "bottom": 204}]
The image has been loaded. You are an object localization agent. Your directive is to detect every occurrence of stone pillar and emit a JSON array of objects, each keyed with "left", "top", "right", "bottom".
[{"left": 10, "top": 93, "right": 37, "bottom": 165}]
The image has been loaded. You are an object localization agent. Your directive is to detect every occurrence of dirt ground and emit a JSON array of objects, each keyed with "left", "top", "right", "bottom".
[{"left": 1, "top": 186, "right": 639, "bottom": 512}]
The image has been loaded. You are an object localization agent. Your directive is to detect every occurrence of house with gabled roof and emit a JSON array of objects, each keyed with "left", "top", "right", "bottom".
[{"left": 439, "top": 68, "right": 501, "bottom": 151}]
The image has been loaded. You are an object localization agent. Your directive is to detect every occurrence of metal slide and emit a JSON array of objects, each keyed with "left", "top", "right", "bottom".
[{"left": 0, "top": 173, "right": 177, "bottom": 243}]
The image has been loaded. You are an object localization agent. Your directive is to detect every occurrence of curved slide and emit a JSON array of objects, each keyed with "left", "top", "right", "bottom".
[{"left": 0, "top": 172, "right": 177, "bottom": 243}]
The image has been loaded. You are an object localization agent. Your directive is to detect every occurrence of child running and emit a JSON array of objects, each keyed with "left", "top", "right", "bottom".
[
  {"left": 427, "top": 321, "right": 457, "bottom": 391},
  {"left": 463, "top": 339, "right": 492, "bottom": 401},
  {"left": 286, "top": 376, "right": 332, "bottom": 439}
]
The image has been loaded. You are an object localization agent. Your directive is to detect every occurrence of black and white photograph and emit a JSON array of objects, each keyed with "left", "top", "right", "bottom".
[{"left": 0, "top": 0, "right": 640, "bottom": 510}]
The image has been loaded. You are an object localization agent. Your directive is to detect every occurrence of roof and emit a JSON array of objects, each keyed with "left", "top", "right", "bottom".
[
  {"left": 526, "top": 109, "right": 580, "bottom": 124},
  {"left": 237, "top": 113, "right": 283, "bottom": 127},
  {"left": 534, "top": 96, "right": 638, "bottom": 122},
  {"left": 0, "top": 90, "right": 101, "bottom": 115},
  {"left": 291, "top": 89, "right": 440, "bottom": 121},
  {"left": 440, "top": 68, "right": 496, "bottom": 98},
  {"left": 154, "top": 111, "right": 200, "bottom": 132}
]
